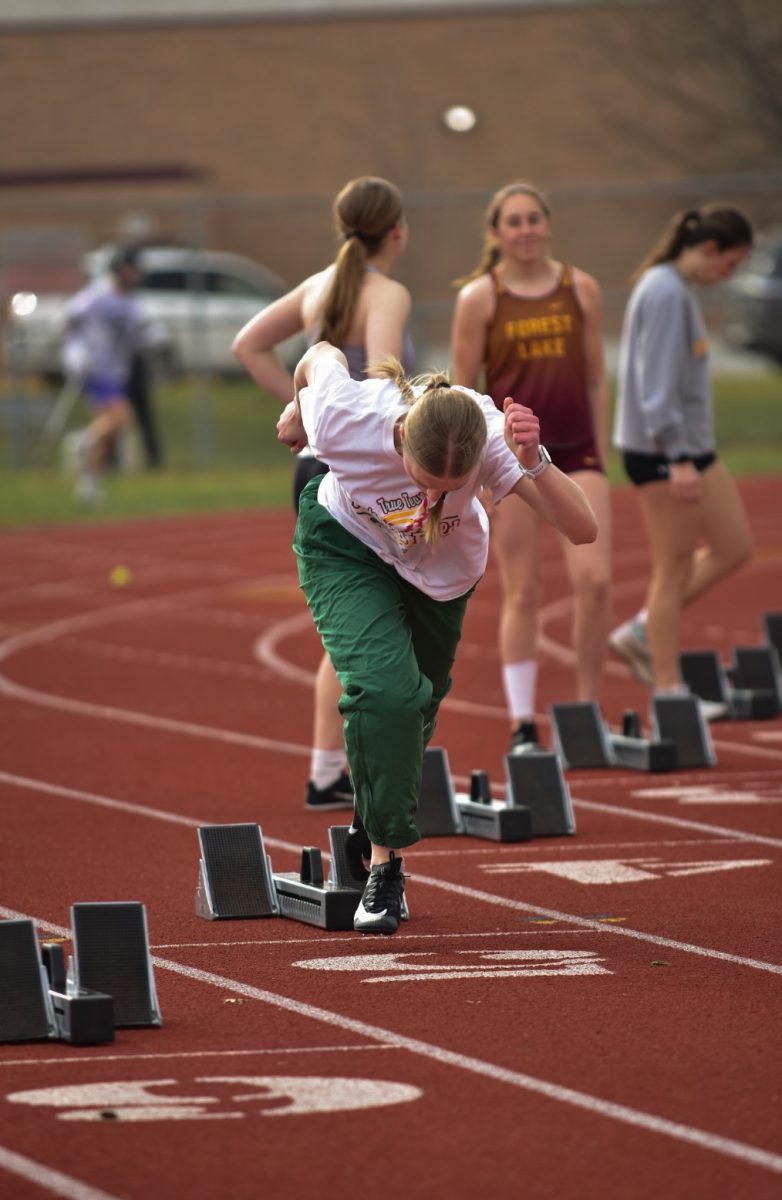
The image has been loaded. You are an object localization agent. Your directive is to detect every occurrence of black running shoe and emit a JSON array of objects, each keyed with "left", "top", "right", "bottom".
[
  {"left": 353, "top": 852, "right": 406, "bottom": 935},
  {"left": 509, "top": 719, "right": 541, "bottom": 755},
  {"left": 305, "top": 770, "right": 354, "bottom": 811}
]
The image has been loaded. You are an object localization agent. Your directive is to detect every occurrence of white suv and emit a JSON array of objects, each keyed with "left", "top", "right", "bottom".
[{"left": 6, "top": 244, "right": 304, "bottom": 378}]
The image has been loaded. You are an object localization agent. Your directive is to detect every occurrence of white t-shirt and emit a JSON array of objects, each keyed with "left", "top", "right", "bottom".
[{"left": 297, "top": 355, "right": 525, "bottom": 601}]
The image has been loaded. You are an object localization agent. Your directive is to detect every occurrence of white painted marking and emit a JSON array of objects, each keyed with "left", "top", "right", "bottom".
[
  {"left": 8, "top": 1076, "right": 421, "bottom": 1121},
  {"left": 752, "top": 731, "right": 782, "bottom": 743},
  {"left": 631, "top": 784, "right": 776, "bottom": 806},
  {"left": 482, "top": 858, "right": 770, "bottom": 885},
  {"left": 0, "top": 1145, "right": 122, "bottom": 1200},
  {"left": 294, "top": 948, "right": 610, "bottom": 982}
]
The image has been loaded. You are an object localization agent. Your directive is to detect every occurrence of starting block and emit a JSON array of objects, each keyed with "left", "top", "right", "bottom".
[
  {"left": 764, "top": 611, "right": 782, "bottom": 664},
  {"left": 651, "top": 694, "right": 715, "bottom": 769},
  {"left": 419, "top": 748, "right": 532, "bottom": 842},
  {"left": 40, "top": 940, "right": 114, "bottom": 1046},
  {"left": 70, "top": 902, "right": 162, "bottom": 1028},
  {"left": 416, "top": 747, "right": 463, "bottom": 836},
  {"left": 0, "top": 919, "right": 56, "bottom": 1043},
  {"left": 504, "top": 752, "right": 576, "bottom": 836},
  {"left": 196, "top": 823, "right": 279, "bottom": 920},
  {"left": 681, "top": 648, "right": 780, "bottom": 719},
  {"left": 454, "top": 770, "right": 533, "bottom": 843},
  {"left": 272, "top": 842, "right": 363, "bottom": 931},
  {"left": 550, "top": 701, "right": 677, "bottom": 773}
]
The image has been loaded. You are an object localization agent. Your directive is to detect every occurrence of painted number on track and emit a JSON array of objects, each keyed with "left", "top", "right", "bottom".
[
  {"left": 6, "top": 1076, "right": 422, "bottom": 1121},
  {"left": 481, "top": 858, "right": 771, "bottom": 884},
  {"left": 293, "top": 949, "right": 610, "bottom": 982}
]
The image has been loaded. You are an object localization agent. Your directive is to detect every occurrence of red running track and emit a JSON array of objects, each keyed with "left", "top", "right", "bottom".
[{"left": 0, "top": 478, "right": 781, "bottom": 1200}]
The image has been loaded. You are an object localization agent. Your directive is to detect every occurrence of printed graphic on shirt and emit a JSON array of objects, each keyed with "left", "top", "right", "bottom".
[
  {"left": 352, "top": 490, "right": 462, "bottom": 550},
  {"left": 504, "top": 313, "right": 574, "bottom": 363}
]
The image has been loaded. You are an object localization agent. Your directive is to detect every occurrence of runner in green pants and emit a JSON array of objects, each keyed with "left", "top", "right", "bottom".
[{"left": 281, "top": 340, "right": 597, "bottom": 933}]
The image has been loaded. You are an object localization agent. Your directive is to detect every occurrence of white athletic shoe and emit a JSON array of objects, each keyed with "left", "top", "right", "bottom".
[
  {"left": 608, "top": 617, "right": 655, "bottom": 686},
  {"left": 74, "top": 471, "right": 104, "bottom": 507},
  {"left": 697, "top": 698, "right": 728, "bottom": 723}
]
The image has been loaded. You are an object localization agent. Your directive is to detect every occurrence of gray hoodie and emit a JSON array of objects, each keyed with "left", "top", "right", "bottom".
[{"left": 613, "top": 263, "right": 714, "bottom": 460}]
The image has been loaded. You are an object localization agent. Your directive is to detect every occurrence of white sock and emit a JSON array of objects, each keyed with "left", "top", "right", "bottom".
[
  {"left": 310, "top": 748, "right": 346, "bottom": 790},
  {"left": 501, "top": 660, "right": 538, "bottom": 723}
]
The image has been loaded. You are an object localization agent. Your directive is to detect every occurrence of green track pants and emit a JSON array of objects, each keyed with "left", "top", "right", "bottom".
[{"left": 294, "top": 481, "right": 472, "bottom": 849}]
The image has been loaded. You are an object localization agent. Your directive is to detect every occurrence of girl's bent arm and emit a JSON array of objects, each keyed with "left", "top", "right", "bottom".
[{"left": 232, "top": 284, "right": 308, "bottom": 404}]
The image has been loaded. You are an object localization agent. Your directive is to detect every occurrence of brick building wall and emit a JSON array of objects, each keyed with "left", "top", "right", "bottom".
[{"left": 1, "top": 5, "right": 780, "bottom": 347}]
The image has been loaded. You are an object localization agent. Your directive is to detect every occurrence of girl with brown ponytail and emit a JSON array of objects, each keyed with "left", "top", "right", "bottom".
[
  {"left": 233, "top": 177, "right": 413, "bottom": 812},
  {"left": 610, "top": 205, "right": 754, "bottom": 715},
  {"left": 281, "top": 339, "right": 597, "bottom": 933}
]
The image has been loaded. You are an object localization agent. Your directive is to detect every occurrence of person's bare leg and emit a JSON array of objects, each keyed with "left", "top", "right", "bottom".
[
  {"left": 637, "top": 480, "right": 700, "bottom": 690},
  {"left": 492, "top": 494, "right": 542, "bottom": 732},
  {"left": 312, "top": 652, "right": 345, "bottom": 752},
  {"left": 682, "top": 462, "right": 752, "bottom": 606},
  {"left": 559, "top": 471, "right": 612, "bottom": 701}
]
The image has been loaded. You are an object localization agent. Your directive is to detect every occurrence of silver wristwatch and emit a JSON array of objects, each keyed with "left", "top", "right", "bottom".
[{"left": 523, "top": 445, "right": 552, "bottom": 479}]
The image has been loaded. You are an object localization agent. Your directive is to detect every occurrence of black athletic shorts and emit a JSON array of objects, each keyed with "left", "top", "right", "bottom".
[{"left": 622, "top": 450, "right": 717, "bottom": 487}]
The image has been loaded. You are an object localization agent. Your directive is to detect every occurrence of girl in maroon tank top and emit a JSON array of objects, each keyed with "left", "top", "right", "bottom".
[{"left": 451, "top": 181, "right": 613, "bottom": 748}]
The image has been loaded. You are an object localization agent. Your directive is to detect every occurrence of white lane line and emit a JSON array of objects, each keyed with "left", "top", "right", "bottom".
[
  {"left": 0, "top": 1145, "right": 122, "bottom": 1200},
  {"left": 0, "top": 772, "right": 303, "bottom": 857},
  {"left": 566, "top": 794, "right": 782, "bottom": 850},
  {"left": 0, "top": 778, "right": 779, "bottom": 975},
  {"left": 0, "top": 1046, "right": 391, "bottom": 1069},
  {"left": 2, "top": 905, "right": 780, "bottom": 1178}
]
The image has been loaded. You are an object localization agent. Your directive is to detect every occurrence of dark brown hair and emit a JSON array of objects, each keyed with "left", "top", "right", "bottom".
[
  {"left": 316, "top": 177, "right": 404, "bottom": 344},
  {"left": 633, "top": 204, "right": 753, "bottom": 282}
]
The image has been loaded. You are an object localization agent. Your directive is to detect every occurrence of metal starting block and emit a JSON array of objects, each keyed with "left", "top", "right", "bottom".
[
  {"left": 764, "top": 612, "right": 782, "bottom": 664},
  {"left": 416, "top": 747, "right": 464, "bottom": 836},
  {"left": 196, "top": 823, "right": 279, "bottom": 920},
  {"left": 273, "top": 844, "right": 363, "bottom": 931},
  {"left": 681, "top": 648, "right": 779, "bottom": 720},
  {"left": 651, "top": 694, "right": 715, "bottom": 769},
  {"left": 70, "top": 902, "right": 162, "bottom": 1028},
  {"left": 454, "top": 770, "right": 533, "bottom": 843},
  {"left": 550, "top": 701, "right": 677, "bottom": 773},
  {"left": 0, "top": 919, "right": 56, "bottom": 1043},
  {"left": 504, "top": 752, "right": 575, "bottom": 836},
  {"left": 731, "top": 646, "right": 781, "bottom": 716}
]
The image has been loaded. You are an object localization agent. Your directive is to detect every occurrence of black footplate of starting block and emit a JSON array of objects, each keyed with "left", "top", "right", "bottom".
[
  {"left": 731, "top": 646, "right": 781, "bottom": 717},
  {"left": 764, "top": 612, "right": 782, "bottom": 664},
  {"left": 550, "top": 701, "right": 612, "bottom": 769},
  {"left": 0, "top": 919, "right": 56, "bottom": 1043},
  {"left": 71, "top": 902, "right": 162, "bottom": 1028},
  {"left": 416, "top": 747, "right": 463, "bottom": 836},
  {"left": 455, "top": 770, "right": 533, "bottom": 843},
  {"left": 651, "top": 694, "right": 716, "bottom": 769},
  {"left": 551, "top": 700, "right": 677, "bottom": 773},
  {"left": 196, "top": 823, "right": 279, "bottom": 920},
  {"left": 681, "top": 648, "right": 779, "bottom": 720},
  {"left": 273, "top": 845, "right": 363, "bottom": 931},
  {"left": 504, "top": 752, "right": 575, "bottom": 836},
  {"left": 327, "top": 824, "right": 370, "bottom": 889}
]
